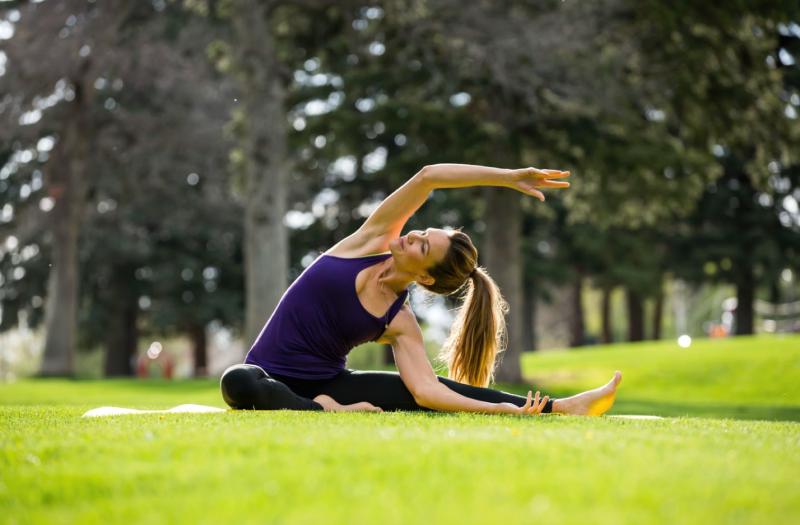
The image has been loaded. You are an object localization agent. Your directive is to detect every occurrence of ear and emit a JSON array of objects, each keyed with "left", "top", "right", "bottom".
[{"left": 417, "top": 272, "right": 435, "bottom": 286}]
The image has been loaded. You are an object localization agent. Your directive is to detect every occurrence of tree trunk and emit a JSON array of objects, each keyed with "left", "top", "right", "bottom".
[
  {"left": 522, "top": 282, "right": 537, "bottom": 352},
  {"left": 651, "top": 287, "right": 664, "bottom": 340},
  {"left": 232, "top": 3, "right": 290, "bottom": 347},
  {"left": 40, "top": 75, "right": 92, "bottom": 377},
  {"left": 484, "top": 188, "right": 523, "bottom": 383},
  {"left": 768, "top": 278, "right": 780, "bottom": 304},
  {"left": 189, "top": 323, "right": 208, "bottom": 377},
  {"left": 735, "top": 263, "right": 755, "bottom": 335},
  {"left": 568, "top": 271, "right": 585, "bottom": 347},
  {"left": 103, "top": 265, "right": 139, "bottom": 377},
  {"left": 626, "top": 288, "right": 645, "bottom": 342},
  {"left": 601, "top": 286, "right": 613, "bottom": 344}
]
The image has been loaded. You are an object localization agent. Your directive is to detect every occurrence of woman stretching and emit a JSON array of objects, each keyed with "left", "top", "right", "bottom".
[{"left": 221, "top": 164, "right": 622, "bottom": 415}]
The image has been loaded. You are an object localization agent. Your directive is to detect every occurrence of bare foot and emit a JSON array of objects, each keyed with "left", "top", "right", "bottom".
[
  {"left": 551, "top": 371, "right": 622, "bottom": 416},
  {"left": 313, "top": 394, "right": 383, "bottom": 413}
]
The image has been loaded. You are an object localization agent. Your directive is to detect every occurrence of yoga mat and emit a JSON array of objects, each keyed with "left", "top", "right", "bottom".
[
  {"left": 82, "top": 404, "right": 226, "bottom": 417},
  {"left": 82, "top": 405, "right": 662, "bottom": 419},
  {"left": 607, "top": 415, "right": 664, "bottom": 420}
]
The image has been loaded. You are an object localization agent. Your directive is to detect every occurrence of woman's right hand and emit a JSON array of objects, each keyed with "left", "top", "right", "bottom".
[
  {"left": 497, "top": 390, "right": 550, "bottom": 416},
  {"left": 507, "top": 167, "right": 571, "bottom": 202}
]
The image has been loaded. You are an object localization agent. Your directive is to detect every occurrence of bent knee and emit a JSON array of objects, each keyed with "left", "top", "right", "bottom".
[{"left": 220, "top": 365, "right": 262, "bottom": 409}]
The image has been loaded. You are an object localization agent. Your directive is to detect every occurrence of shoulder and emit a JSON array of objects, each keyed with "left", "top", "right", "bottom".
[
  {"left": 379, "top": 305, "right": 422, "bottom": 344},
  {"left": 326, "top": 225, "right": 393, "bottom": 258}
]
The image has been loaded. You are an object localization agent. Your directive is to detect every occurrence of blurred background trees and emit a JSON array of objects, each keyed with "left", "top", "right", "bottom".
[{"left": 1, "top": 0, "right": 798, "bottom": 380}]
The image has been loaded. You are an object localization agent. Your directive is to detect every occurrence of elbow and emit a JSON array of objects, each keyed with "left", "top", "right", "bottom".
[
  {"left": 415, "top": 165, "right": 435, "bottom": 188},
  {"left": 410, "top": 384, "right": 438, "bottom": 409}
]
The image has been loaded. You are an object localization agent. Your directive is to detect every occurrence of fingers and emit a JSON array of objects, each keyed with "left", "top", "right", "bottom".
[
  {"left": 536, "top": 168, "right": 571, "bottom": 179},
  {"left": 537, "top": 179, "right": 570, "bottom": 189},
  {"left": 521, "top": 391, "right": 549, "bottom": 416},
  {"left": 530, "top": 188, "right": 545, "bottom": 202},
  {"left": 529, "top": 168, "right": 570, "bottom": 179},
  {"left": 515, "top": 168, "right": 571, "bottom": 201},
  {"left": 524, "top": 391, "right": 540, "bottom": 415},
  {"left": 539, "top": 396, "right": 550, "bottom": 414}
]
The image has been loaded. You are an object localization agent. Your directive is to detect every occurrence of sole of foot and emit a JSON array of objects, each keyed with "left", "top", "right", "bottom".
[
  {"left": 553, "top": 371, "right": 622, "bottom": 416},
  {"left": 586, "top": 371, "right": 623, "bottom": 416}
]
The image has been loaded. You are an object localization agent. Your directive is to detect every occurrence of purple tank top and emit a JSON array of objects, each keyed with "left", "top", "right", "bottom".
[{"left": 244, "top": 253, "right": 409, "bottom": 379}]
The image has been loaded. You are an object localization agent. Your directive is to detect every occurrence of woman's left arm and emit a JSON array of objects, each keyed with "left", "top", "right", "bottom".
[{"left": 347, "top": 164, "right": 569, "bottom": 253}]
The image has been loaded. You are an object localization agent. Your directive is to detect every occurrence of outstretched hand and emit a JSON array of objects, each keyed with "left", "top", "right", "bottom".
[
  {"left": 508, "top": 167, "right": 571, "bottom": 202},
  {"left": 499, "top": 390, "right": 550, "bottom": 416}
]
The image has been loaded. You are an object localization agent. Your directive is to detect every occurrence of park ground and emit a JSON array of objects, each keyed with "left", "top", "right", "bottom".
[{"left": 1, "top": 334, "right": 799, "bottom": 524}]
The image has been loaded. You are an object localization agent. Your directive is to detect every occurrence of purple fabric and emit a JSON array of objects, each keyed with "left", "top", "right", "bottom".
[{"left": 245, "top": 253, "right": 409, "bottom": 379}]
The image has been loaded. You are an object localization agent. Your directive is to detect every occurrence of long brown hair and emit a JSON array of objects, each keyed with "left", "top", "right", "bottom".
[{"left": 421, "top": 231, "right": 508, "bottom": 387}]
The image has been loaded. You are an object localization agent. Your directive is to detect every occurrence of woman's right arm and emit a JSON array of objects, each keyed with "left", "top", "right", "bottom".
[{"left": 385, "top": 307, "right": 548, "bottom": 415}]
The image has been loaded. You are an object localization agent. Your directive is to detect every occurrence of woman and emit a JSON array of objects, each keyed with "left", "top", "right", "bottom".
[{"left": 221, "top": 163, "right": 622, "bottom": 415}]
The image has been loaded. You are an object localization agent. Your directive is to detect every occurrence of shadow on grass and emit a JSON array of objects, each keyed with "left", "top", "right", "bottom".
[{"left": 496, "top": 383, "right": 800, "bottom": 423}]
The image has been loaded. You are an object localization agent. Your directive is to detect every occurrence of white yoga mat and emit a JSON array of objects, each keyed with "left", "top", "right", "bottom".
[
  {"left": 607, "top": 415, "right": 664, "bottom": 420},
  {"left": 82, "top": 404, "right": 226, "bottom": 417}
]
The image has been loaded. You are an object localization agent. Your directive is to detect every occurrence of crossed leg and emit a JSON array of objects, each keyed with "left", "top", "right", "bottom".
[{"left": 220, "top": 364, "right": 380, "bottom": 412}]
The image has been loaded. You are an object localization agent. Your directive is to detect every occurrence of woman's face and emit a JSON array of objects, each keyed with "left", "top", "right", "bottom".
[{"left": 389, "top": 228, "right": 451, "bottom": 284}]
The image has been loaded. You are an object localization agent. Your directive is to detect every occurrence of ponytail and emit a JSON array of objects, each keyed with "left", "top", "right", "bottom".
[
  {"left": 439, "top": 268, "right": 508, "bottom": 387},
  {"left": 421, "top": 230, "right": 508, "bottom": 388}
]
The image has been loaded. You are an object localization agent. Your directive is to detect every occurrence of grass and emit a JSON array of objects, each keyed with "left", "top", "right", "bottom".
[
  {"left": 1, "top": 334, "right": 799, "bottom": 525},
  {"left": 513, "top": 334, "right": 800, "bottom": 421}
]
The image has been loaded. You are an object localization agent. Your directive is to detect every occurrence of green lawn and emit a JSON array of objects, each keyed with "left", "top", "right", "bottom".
[{"left": 1, "top": 335, "right": 799, "bottom": 525}]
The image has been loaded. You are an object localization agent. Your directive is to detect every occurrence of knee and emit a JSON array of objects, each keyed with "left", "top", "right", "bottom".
[{"left": 220, "top": 365, "right": 261, "bottom": 409}]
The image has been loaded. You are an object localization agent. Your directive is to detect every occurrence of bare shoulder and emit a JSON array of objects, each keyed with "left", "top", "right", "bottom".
[{"left": 325, "top": 224, "right": 392, "bottom": 258}]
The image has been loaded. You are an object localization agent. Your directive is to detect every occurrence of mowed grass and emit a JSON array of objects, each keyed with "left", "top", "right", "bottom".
[
  {"left": 1, "top": 335, "right": 799, "bottom": 525},
  {"left": 516, "top": 334, "right": 800, "bottom": 421}
]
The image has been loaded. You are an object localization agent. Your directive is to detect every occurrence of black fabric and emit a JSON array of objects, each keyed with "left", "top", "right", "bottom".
[
  {"left": 271, "top": 369, "right": 553, "bottom": 413},
  {"left": 220, "top": 364, "right": 323, "bottom": 411},
  {"left": 220, "top": 364, "right": 553, "bottom": 413}
]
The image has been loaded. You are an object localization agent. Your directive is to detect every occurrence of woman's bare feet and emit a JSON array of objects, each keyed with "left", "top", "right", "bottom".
[
  {"left": 551, "top": 371, "right": 622, "bottom": 416},
  {"left": 313, "top": 394, "right": 383, "bottom": 413}
]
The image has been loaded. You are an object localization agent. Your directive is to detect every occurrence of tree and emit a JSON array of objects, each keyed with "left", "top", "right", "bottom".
[
  {"left": 1, "top": 1, "right": 241, "bottom": 376},
  {"left": 0, "top": 0, "right": 152, "bottom": 375},
  {"left": 628, "top": 1, "right": 800, "bottom": 334}
]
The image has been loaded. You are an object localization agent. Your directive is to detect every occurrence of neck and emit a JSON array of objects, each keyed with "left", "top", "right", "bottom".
[{"left": 376, "top": 257, "right": 414, "bottom": 295}]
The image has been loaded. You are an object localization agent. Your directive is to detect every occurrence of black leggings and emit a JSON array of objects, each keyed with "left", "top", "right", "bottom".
[{"left": 220, "top": 364, "right": 553, "bottom": 413}]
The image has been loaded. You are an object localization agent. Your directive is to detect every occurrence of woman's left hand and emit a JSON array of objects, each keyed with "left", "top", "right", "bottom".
[{"left": 507, "top": 167, "right": 571, "bottom": 202}]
